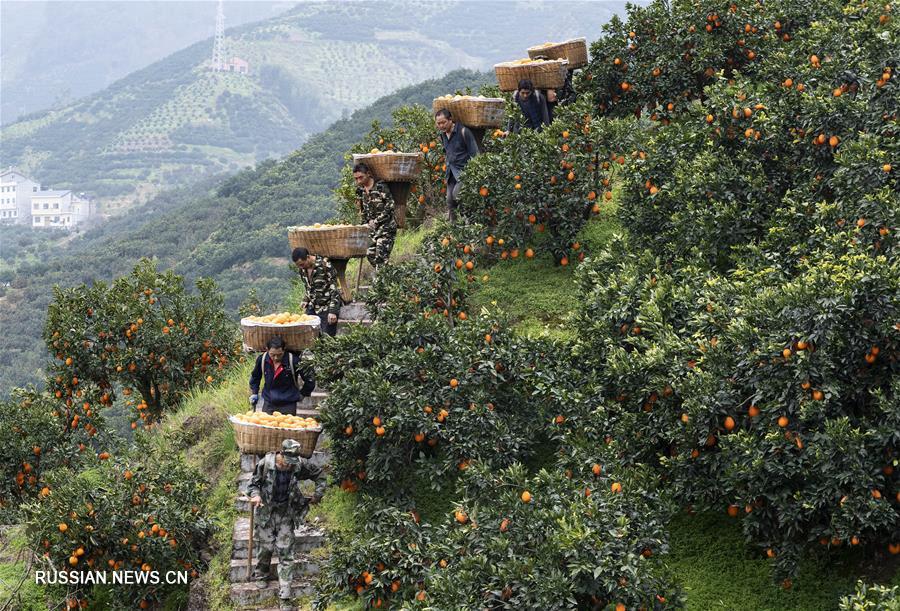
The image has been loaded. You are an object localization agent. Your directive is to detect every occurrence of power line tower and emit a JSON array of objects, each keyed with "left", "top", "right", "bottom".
[{"left": 211, "top": 0, "right": 226, "bottom": 71}]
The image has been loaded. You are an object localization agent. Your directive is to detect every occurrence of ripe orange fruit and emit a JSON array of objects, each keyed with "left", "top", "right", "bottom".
[
  {"left": 465, "top": 261, "right": 474, "bottom": 271},
  {"left": 434, "top": 263, "right": 442, "bottom": 273},
  {"left": 884, "top": 164, "right": 892, "bottom": 173},
  {"left": 455, "top": 510, "right": 468, "bottom": 524},
  {"left": 829, "top": 135, "right": 840, "bottom": 147},
  {"left": 414, "top": 432, "right": 425, "bottom": 443},
  {"left": 727, "top": 504, "right": 739, "bottom": 517},
  {"left": 560, "top": 257, "right": 569, "bottom": 266},
  {"left": 812, "top": 390, "right": 824, "bottom": 401},
  {"left": 525, "top": 248, "right": 534, "bottom": 259},
  {"left": 372, "top": 416, "right": 382, "bottom": 426},
  {"left": 345, "top": 425, "right": 353, "bottom": 436},
  {"left": 782, "top": 348, "right": 791, "bottom": 359},
  {"left": 521, "top": 490, "right": 532, "bottom": 503},
  {"left": 500, "top": 518, "right": 510, "bottom": 532},
  {"left": 777, "top": 416, "right": 789, "bottom": 428},
  {"left": 857, "top": 218, "right": 866, "bottom": 228},
  {"left": 449, "top": 378, "right": 458, "bottom": 388},
  {"left": 724, "top": 416, "right": 736, "bottom": 431},
  {"left": 611, "top": 482, "right": 623, "bottom": 494},
  {"left": 479, "top": 186, "right": 489, "bottom": 197},
  {"left": 592, "top": 463, "right": 602, "bottom": 476},
  {"left": 59, "top": 523, "right": 68, "bottom": 533},
  {"left": 455, "top": 258, "right": 463, "bottom": 269}
]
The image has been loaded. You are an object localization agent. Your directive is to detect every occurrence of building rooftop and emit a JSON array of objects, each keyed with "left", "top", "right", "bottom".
[{"left": 31, "top": 190, "right": 71, "bottom": 198}]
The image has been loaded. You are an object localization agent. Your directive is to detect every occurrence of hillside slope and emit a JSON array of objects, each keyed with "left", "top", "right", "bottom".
[
  {"left": 0, "top": 1, "right": 626, "bottom": 210},
  {"left": 0, "top": 69, "right": 492, "bottom": 394},
  {"left": 0, "top": 1, "right": 293, "bottom": 124}
]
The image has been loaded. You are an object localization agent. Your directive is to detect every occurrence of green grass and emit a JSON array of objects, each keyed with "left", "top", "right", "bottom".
[
  {"left": 468, "top": 206, "right": 620, "bottom": 340},
  {"left": 667, "top": 512, "right": 900, "bottom": 610},
  {"left": 0, "top": 526, "right": 45, "bottom": 611}
]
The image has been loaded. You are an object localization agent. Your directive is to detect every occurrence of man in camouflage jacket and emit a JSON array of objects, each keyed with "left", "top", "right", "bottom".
[
  {"left": 352, "top": 162, "right": 397, "bottom": 269},
  {"left": 248, "top": 439, "right": 327, "bottom": 609},
  {"left": 292, "top": 247, "right": 342, "bottom": 337}
]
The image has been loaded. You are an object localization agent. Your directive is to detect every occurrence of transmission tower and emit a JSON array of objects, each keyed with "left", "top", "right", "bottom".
[{"left": 211, "top": 0, "right": 226, "bottom": 71}]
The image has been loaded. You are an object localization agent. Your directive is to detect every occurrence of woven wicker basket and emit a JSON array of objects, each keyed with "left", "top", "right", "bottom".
[
  {"left": 527, "top": 38, "right": 588, "bottom": 68},
  {"left": 230, "top": 416, "right": 321, "bottom": 456},
  {"left": 352, "top": 152, "right": 423, "bottom": 182},
  {"left": 240, "top": 317, "right": 320, "bottom": 352},
  {"left": 432, "top": 96, "right": 505, "bottom": 128},
  {"left": 288, "top": 225, "right": 369, "bottom": 259},
  {"left": 494, "top": 59, "right": 569, "bottom": 91}
]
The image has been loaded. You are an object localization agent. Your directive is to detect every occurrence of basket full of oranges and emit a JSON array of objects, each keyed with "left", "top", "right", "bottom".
[
  {"left": 240, "top": 312, "right": 321, "bottom": 352},
  {"left": 230, "top": 411, "right": 322, "bottom": 456}
]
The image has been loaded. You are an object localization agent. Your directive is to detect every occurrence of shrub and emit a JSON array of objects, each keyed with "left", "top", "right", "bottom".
[{"left": 23, "top": 440, "right": 213, "bottom": 609}]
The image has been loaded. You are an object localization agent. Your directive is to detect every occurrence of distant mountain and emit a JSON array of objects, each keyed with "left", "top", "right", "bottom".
[
  {"left": 0, "top": 1, "right": 628, "bottom": 212},
  {"left": 0, "top": 69, "right": 493, "bottom": 395},
  {"left": 0, "top": 1, "right": 295, "bottom": 125}
]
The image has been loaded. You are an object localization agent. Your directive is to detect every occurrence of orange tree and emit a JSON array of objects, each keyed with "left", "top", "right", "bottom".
[
  {"left": 0, "top": 389, "right": 87, "bottom": 518},
  {"left": 457, "top": 99, "right": 635, "bottom": 264},
  {"left": 581, "top": 0, "right": 898, "bottom": 269},
  {"left": 43, "top": 259, "right": 239, "bottom": 430},
  {"left": 572, "top": 237, "right": 900, "bottom": 580},
  {"left": 363, "top": 221, "right": 491, "bottom": 325},
  {"left": 315, "top": 311, "right": 573, "bottom": 495},
  {"left": 418, "top": 463, "right": 679, "bottom": 610},
  {"left": 23, "top": 439, "right": 212, "bottom": 610}
]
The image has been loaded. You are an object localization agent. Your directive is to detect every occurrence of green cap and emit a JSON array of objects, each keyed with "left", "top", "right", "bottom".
[{"left": 281, "top": 439, "right": 303, "bottom": 464}]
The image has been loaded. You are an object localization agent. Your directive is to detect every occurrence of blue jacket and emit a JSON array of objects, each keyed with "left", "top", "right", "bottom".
[{"left": 249, "top": 352, "right": 315, "bottom": 406}]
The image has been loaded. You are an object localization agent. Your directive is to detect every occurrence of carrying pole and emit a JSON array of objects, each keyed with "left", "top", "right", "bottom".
[{"left": 247, "top": 504, "right": 255, "bottom": 581}]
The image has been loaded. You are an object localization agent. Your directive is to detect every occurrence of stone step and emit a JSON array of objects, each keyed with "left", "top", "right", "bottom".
[
  {"left": 301, "top": 390, "right": 328, "bottom": 409},
  {"left": 231, "top": 519, "right": 325, "bottom": 558},
  {"left": 230, "top": 577, "right": 314, "bottom": 607},
  {"left": 229, "top": 554, "right": 320, "bottom": 582},
  {"left": 339, "top": 302, "right": 370, "bottom": 320}
]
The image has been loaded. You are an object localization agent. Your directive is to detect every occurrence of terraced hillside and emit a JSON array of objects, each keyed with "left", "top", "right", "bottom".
[{"left": 0, "top": 1, "right": 625, "bottom": 212}]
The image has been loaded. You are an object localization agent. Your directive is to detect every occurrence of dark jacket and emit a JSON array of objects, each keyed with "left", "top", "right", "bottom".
[
  {"left": 249, "top": 352, "right": 315, "bottom": 406},
  {"left": 511, "top": 89, "right": 550, "bottom": 132},
  {"left": 439, "top": 122, "right": 479, "bottom": 182}
]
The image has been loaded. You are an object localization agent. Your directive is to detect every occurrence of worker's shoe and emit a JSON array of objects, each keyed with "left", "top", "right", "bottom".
[
  {"left": 253, "top": 577, "right": 268, "bottom": 590},
  {"left": 279, "top": 597, "right": 294, "bottom": 611}
]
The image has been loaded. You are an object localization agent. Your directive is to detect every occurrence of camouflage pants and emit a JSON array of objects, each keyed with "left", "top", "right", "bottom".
[
  {"left": 253, "top": 503, "right": 307, "bottom": 597},
  {"left": 367, "top": 229, "right": 396, "bottom": 269}
]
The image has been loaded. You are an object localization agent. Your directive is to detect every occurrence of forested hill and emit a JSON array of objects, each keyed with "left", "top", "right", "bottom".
[
  {"left": 0, "top": 1, "right": 624, "bottom": 211},
  {"left": 0, "top": 69, "right": 493, "bottom": 395}
]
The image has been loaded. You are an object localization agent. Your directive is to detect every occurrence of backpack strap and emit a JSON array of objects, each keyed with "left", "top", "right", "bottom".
[
  {"left": 288, "top": 352, "right": 301, "bottom": 390},
  {"left": 258, "top": 353, "right": 266, "bottom": 377}
]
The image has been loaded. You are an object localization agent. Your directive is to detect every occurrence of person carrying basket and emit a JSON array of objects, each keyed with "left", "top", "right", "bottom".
[
  {"left": 248, "top": 336, "right": 315, "bottom": 416},
  {"left": 248, "top": 438, "right": 326, "bottom": 611}
]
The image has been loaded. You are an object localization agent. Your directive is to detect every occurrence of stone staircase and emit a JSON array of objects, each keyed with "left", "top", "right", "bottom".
[{"left": 228, "top": 302, "right": 371, "bottom": 610}]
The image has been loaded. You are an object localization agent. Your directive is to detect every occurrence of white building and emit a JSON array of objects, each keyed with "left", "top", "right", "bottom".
[
  {"left": 0, "top": 168, "right": 40, "bottom": 225},
  {"left": 31, "top": 190, "right": 95, "bottom": 229}
]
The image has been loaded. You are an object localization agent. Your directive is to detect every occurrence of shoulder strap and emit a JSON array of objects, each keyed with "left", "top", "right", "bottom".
[
  {"left": 288, "top": 352, "right": 300, "bottom": 389},
  {"left": 258, "top": 353, "right": 266, "bottom": 375}
]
